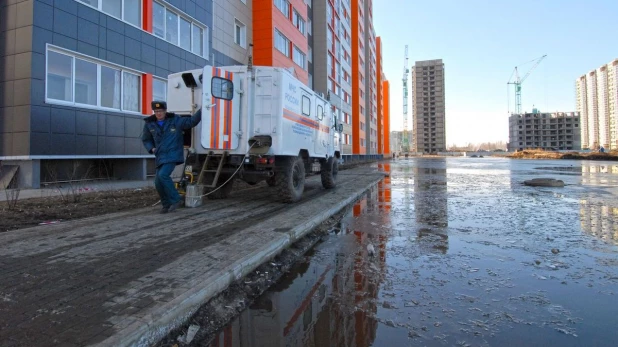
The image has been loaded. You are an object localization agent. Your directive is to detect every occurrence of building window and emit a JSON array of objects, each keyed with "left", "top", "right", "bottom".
[
  {"left": 274, "top": 29, "right": 290, "bottom": 57},
  {"left": 46, "top": 48, "right": 141, "bottom": 113},
  {"left": 153, "top": 2, "right": 207, "bottom": 57},
  {"left": 293, "top": 10, "right": 305, "bottom": 35},
  {"left": 293, "top": 46, "right": 306, "bottom": 69},
  {"left": 78, "top": 0, "right": 141, "bottom": 27},
  {"left": 234, "top": 19, "right": 247, "bottom": 48},
  {"left": 153, "top": 78, "right": 167, "bottom": 102},
  {"left": 274, "top": 0, "right": 289, "bottom": 18}
]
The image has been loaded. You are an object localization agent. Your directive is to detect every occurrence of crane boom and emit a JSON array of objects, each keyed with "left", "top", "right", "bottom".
[
  {"left": 507, "top": 54, "right": 546, "bottom": 114},
  {"left": 402, "top": 45, "right": 409, "bottom": 153}
]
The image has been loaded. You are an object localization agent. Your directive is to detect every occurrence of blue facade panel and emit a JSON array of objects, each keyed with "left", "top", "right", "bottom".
[{"left": 0, "top": 0, "right": 215, "bottom": 158}]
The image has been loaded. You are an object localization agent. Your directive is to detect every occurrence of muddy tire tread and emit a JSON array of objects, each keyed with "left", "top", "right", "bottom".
[{"left": 275, "top": 157, "right": 305, "bottom": 202}]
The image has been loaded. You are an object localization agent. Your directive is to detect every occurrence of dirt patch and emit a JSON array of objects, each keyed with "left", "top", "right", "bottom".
[
  {"left": 509, "top": 149, "right": 618, "bottom": 161},
  {"left": 154, "top": 208, "right": 349, "bottom": 347},
  {"left": 0, "top": 188, "right": 160, "bottom": 232}
]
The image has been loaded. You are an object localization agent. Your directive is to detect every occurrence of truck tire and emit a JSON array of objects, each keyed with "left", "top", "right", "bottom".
[
  {"left": 206, "top": 174, "right": 234, "bottom": 199},
  {"left": 276, "top": 157, "right": 305, "bottom": 202},
  {"left": 321, "top": 157, "right": 339, "bottom": 189}
]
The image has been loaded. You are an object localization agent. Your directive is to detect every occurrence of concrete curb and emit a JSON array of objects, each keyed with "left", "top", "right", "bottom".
[{"left": 96, "top": 177, "right": 383, "bottom": 347}]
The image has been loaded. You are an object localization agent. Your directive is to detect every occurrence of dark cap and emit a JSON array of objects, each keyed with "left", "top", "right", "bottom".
[{"left": 151, "top": 101, "right": 167, "bottom": 110}]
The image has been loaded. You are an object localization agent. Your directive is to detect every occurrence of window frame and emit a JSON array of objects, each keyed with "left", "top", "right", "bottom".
[
  {"left": 153, "top": 77, "right": 168, "bottom": 102},
  {"left": 293, "top": 45, "right": 306, "bottom": 70},
  {"left": 275, "top": 0, "right": 290, "bottom": 18},
  {"left": 293, "top": 9, "right": 306, "bottom": 35},
  {"left": 234, "top": 18, "right": 247, "bottom": 49},
  {"left": 274, "top": 29, "right": 290, "bottom": 57},
  {"left": 77, "top": 0, "right": 142, "bottom": 28},
  {"left": 153, "top": 1, "right": 209, "bottom": 58},
  {"left": 45, "top": 45, "right": 143, "bottom": 115}
]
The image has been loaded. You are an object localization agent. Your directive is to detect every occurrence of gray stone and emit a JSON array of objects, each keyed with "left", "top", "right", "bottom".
[{"left": 523, "top": 178, "right": 565, "bottom": 187}]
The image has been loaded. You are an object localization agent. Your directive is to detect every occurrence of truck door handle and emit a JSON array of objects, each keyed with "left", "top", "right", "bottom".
[{"left": 205, "top": 103, "right": 216, "bottom": 109}]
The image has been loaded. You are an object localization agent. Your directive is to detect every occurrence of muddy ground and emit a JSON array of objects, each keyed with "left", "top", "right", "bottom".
[
  {"left": 0, "top": 161, "right": 374, "bottom": 233},
  {"left": 0, "top": 187, "right": 160, "bottom": 232}
]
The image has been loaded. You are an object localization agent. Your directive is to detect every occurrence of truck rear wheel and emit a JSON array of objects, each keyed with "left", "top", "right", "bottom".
[
  {"left": 321, "top": 157, "right": 339, "bottom": 189},
  {"left": 206, "top": 174, "right": 234, "bottom": 199},
  {"left": 276, "top": 157, "right": 305, "bottom": 202}
]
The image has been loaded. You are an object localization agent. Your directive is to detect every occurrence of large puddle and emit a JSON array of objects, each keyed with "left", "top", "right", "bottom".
[{"left": 211, "top": 158, "right": 618, "bottom": 346}]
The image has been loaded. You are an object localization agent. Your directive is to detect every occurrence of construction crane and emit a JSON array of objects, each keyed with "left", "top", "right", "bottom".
[
  {"left": 507, "top": 54, "right": 547, "bottom": 114},
  {"left": 402, "top": 45, "right": 410, "bottom": 153}
]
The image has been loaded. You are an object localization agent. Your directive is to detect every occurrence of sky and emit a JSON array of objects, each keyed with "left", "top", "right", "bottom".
[{"left": 373, "top": 0, "right": 618, "bottom": 147}]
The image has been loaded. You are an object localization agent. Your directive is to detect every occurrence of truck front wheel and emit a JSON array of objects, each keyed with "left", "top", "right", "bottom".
[
  {"left": 276, "top": 157, "right": 305, "bottom": 202},
  {"left": 321, "top": 157, "right": 339, "bottom": 189}
]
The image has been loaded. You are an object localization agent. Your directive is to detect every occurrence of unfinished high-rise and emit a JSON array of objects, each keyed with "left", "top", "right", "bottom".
[
  {"left": 508, "top": 111, "right": 581, "bottom": 151},
  {"left": 412, "top": 59, "right": 446, "bottom": 153}
]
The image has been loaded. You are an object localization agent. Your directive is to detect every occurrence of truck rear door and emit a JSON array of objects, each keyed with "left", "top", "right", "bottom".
[
  {"left": 201, "top": 66, "right": 240, "bottom": 150},
  {"left": 314, "top": 100, "right": 329, "bottom": 155}
]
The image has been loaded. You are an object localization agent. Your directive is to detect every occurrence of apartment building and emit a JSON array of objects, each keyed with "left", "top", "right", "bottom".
[
  {"left": 376, "top": 36, "right": 389, "bottom": 156},
  {"left": 1, "top": 0, "right": 390, "bottom": 188},
  {"left": 389, "top": 131, "right": 412, "bottom": 154},
  {"left": 412, "top": 59, "right": 446, "bottom": 153},
  {"left": 576, "top": 58, "right": 618, "bottom": 150},
  {"left": 507, "top": 111, "right": 581, "bottom": 151},
  {"left": 0, "top": 0, "right": 227, "bottom": 188},
  {"left": 310, "top": 0, "right": 354, "bottom": 155},
  {"left": 362, "top": 0, "right": 377, "bottom": 154},
  {"left": 213, "top": 0, "right": 251, "bottom": 66}
]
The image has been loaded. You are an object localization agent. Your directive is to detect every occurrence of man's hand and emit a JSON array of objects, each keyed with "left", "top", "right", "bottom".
[{"left": 151, "top": 148, "right": 157, "bottom": 154}]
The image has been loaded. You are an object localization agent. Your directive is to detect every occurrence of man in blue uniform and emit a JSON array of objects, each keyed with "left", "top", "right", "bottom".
[{"left": 142, "top": 101, "right": 202, "bottom": 213}]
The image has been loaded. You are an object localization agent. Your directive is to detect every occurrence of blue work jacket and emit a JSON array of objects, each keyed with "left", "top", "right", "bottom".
[{"left": 141, "top": 110, "right": 202, "bottom": 167}]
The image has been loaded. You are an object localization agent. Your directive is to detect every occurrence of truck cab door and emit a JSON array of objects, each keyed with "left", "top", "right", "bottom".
[{"left": 201, "top": 66, "right": 241, "bottom": 150}]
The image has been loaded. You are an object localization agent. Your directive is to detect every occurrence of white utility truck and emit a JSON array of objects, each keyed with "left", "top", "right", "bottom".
[{"left": 167, "top": 65, "right": 343, "bottom": 203}]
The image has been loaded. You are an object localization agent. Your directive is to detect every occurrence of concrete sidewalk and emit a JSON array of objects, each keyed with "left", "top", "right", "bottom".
[{"left": 0, "top": 167, "right": 385, "bottom": 347}]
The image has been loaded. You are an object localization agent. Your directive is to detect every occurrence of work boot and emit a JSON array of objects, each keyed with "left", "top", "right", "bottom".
[
  {"left": 168, "top": 201, "right": 182, "bottom": 213},
  {"left": 160, "top": 206, "right": 169, "bottom": 214}
]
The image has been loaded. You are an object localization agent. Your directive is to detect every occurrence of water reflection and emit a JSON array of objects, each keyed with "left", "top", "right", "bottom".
[
  {"left": 580, "top": 199, "right": 618, "bottom": 245},
  {"left": 209, "top": 186, "right": 390, "bottom": 347},
  {"left": 581, "top": 163, "right": 618, "bottom": 186},
  {"left": 413, "top": 159, "right": 449, "bottom": 253}
]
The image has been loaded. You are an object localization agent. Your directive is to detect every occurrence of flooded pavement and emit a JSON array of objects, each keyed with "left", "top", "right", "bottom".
[{"left": 209, "top": 158, "right": 618, "bottom": 346}]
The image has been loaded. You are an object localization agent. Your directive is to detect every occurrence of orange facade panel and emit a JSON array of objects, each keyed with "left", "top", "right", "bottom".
[
  {"left": 142, "top": 73, "right": 153, "bottom": 115},
  {"left": 351, "top": 0, "right": 364, "bottom": 154},
  {"left": 253, "top": 2, "right": 274, "bottom": 66},
  {"left": 376, "top": 37, "right": 383, "bottom": 154},
  {"left": 253, "top": 0, "right": 309, "bottom": 85},
  {"left": 383, "top": 80, "right": 390, "bottom": 154},
  {"left": 142, "top": 0, "right": 152, "bottom": 32}
]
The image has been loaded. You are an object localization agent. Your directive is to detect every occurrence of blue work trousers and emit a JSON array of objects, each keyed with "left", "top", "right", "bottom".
[{"left": 155, "top": 163, "right": 181, "bottom": 208}]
